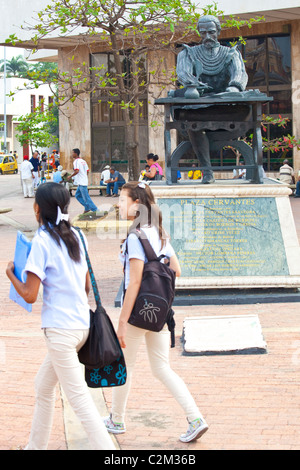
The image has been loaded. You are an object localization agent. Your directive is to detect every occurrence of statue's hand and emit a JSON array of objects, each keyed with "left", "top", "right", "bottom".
[
  {"left": 197, "top": 82, "right": 213, "bottom": 92},
  {"left": 226, "top": 86, "right": 240, "bottom": 93}
]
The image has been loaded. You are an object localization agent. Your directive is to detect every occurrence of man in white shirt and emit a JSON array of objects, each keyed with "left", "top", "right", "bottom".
[
  {"left": 279, "top": 159, "right": 294, "bottom": 185},
  {"left": 100, "top": 165, "right": 111, "bottom": 187},
  {"left": 68, "top": 148, "right": 98, "bottom": 213},
  {"left": 233, "top": 161, "right": 246, "bottom": 180},
  {"left": 20, "top": 155, "right": 34, "bottom": 197}
]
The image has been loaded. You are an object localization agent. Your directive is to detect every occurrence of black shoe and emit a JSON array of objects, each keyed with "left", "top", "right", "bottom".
[{"left": 202, "top": 176, "right": 215, "bottom": 184}]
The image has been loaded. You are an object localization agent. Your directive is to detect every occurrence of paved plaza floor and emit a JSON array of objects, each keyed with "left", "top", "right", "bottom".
[{"left": 0, "top": 174, "right": 300, "bottom": 450}]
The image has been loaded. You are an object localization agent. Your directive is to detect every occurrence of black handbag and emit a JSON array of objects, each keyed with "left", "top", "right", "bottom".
[{"left": 76, "top": 228, "right": 127, "bottom": 388}]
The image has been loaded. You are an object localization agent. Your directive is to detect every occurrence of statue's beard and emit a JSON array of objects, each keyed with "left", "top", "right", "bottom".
[{"left": 203, "top": 39, "right": 219, "bottom": 50}]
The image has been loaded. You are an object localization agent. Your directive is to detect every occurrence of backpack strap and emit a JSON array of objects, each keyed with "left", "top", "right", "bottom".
[
  {"left": 74, "top": 226, "right": 102, "bottom": 309},
  {"left": 166, "top": 308, "right": 176, "bottom": 348},
  {"left": 129, "top": 228, "right": 167, "bottom": 263},
  {"left": 134, "top": 229, "right": 158, "bottom": 261}
]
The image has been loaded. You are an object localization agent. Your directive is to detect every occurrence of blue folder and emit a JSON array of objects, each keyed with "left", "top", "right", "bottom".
[{"left": 9, "top": 231, "right": 33, "bottom": 312}]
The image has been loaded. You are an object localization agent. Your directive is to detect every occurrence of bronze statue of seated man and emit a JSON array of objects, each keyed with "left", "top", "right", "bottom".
[{"left": 173, "top": 15, "right": 248, "bottom": 184}]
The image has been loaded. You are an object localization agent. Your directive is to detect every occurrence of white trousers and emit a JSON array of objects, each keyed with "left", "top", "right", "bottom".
[
  {"left": 27, "top": 328, "right": 115, "bottom": 450},
  {"left": 22, "top": 178, "right": 34, "bottom": 197},
  {"left": 32, "top": 171, "right": 39, "bottom": 189},
  {"left": 112, "top": 324, "right": 202, "bottom": 423}
]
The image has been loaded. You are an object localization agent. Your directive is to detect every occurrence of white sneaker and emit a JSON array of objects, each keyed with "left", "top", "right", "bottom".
[
  {"left": 179, "top": 418, "right": 208, "bottom": 443},
  {"left": 103, "top": 414, "right": 126, "bottom": 434}
]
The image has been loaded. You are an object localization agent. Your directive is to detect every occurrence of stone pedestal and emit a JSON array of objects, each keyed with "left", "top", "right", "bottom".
[{"left": 151, "top": 180, "right": 300, "bottom": 293}]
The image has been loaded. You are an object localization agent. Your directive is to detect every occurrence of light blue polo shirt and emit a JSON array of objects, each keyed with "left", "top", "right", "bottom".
[
  {"left": 119, "top": 226, "right": 175, "bottom": 290},
  {"left": 25, "top": 227, "right": 90, "bottom": 329}
]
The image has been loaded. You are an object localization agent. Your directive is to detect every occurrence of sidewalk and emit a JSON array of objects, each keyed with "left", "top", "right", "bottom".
[{"left": 0, "top": 175, "right": 300, "bottom": 450}]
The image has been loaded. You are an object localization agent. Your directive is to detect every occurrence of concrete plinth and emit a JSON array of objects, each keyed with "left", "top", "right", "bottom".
[
  {"left": 182, "top": 314, "right": 267, "bottom": 355},
  {"left": 151, "top": 179, "right": 300, "bottom": 291}
]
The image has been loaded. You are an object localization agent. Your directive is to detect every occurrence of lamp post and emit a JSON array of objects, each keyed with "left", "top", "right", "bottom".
[{"left": 3, "top": 47, "right": 7, "bottom": 153}]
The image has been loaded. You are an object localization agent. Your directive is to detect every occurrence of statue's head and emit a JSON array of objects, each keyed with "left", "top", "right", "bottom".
[{"left": 197, "top": 15, "right": 221, "bottom": 49}]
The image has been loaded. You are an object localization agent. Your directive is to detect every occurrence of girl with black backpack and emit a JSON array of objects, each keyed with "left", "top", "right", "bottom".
[{"left": 104, "top": 181, "right": 208, "bottom": 443}]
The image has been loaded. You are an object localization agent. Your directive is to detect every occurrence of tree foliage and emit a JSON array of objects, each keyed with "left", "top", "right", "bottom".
[
  {"left": 7, "top": 1, "right": 264, "bottom": 179},
  {"left": 14, "top": 104, "right": 58, "bottom": 153},
  {"left": 0, "top": 55, "right": 28, "bottom": 76}
]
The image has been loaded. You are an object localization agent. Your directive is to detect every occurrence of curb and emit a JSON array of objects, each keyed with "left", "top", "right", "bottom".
[
  {"left": 72, "top": 215, "right": 131, "bottom": 232},
  {"left": 61, "top": 386, "right": 119, "bottom": 450}
]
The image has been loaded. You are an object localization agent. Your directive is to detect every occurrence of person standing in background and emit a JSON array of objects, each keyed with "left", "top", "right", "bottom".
[
  {"left": 68, "top": 148, "right": 98, "bottom": 213},
  {"left": 40, "top": 155, "right": 47, "bottom": 184},
  {"left": 29, "top": 151, "right": 40, "bottom": 192},
  {"left": 20, "top": 155, "right": 34, "bottom": 198}
]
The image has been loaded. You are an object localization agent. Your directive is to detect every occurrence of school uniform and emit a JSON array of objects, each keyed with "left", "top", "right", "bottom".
[
  {"left": 112, "top": 226, "right": 203, "bottom": 425},
  {"left": 24, "top": 227, "right": 114, "bottom": 450}
]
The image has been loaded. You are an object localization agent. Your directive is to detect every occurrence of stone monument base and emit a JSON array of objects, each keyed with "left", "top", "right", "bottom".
[
  {"left": 182, "top": 314, "right": 267, "bottom": 355},
  {"left": 150, "top": 179, "right": 300, "bottom": 302}
]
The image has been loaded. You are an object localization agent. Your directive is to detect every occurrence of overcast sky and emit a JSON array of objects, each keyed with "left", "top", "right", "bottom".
[{"left": 0, "top": 46, "right": 27, "bottom": 62}]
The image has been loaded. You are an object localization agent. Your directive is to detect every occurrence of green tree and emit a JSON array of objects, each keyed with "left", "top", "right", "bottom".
[
  {"left": 14, "top": 105, "right": 58, "bottom": 154},
  {"left": 7, "top": 1, "right": 263, "bottom": 180},
  {"left": 0, "top": 55, "right": 29, "bottom": 77},
  {"left": 26, "top": 61, "right": 58, "bottom": 82}
]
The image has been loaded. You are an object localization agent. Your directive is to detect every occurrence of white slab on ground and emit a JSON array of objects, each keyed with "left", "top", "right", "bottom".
[{"left": 182, "top": 314, "right": 267, "bottom": 355}]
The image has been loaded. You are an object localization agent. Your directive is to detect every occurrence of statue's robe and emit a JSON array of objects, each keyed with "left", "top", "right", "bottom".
[{"left": 176, "top": 44, "right": 248, "bottom": 93}]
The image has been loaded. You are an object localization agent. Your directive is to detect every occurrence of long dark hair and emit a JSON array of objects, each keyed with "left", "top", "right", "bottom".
[
  {"left": 146, "top": 153, "right": 159, "bottom": 162},
  {"left": 122, "top": 181, "right": 168, "bottom": 248},
  {"left": 35, "top": 183, "right": 81, "bottom": 262}
]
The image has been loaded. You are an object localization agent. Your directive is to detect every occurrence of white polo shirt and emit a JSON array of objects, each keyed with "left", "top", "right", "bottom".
[
  {"left": 25, "top": 227, "right": 90, "bottom": 329},
  {"left": 20, "top": 160, "right": 34, "bottom": 180},
  {"left": 119, "top": 226, "right": 175, "bottom": 289},
  {"left": 73, "top": 157, "right": 89, "bottom": 186}
]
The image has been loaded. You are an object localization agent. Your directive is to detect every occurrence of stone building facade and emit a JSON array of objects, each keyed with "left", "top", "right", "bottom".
[{"left": 1, "top": 1, "right": 300, "bottom": 180}]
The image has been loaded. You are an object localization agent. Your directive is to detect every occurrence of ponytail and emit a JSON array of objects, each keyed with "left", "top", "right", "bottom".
[{"left": 35, "top": 183, "right": 81, "bottom": 262}]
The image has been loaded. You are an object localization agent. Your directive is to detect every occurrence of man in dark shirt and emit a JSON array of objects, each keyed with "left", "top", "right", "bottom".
[{"left": 105, "top": 167, "right": 125, "bottom": 197}]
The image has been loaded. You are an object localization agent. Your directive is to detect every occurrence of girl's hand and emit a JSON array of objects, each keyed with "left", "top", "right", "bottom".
[{"left": 117, "top": 321, "right": 127, "bottom": 349}]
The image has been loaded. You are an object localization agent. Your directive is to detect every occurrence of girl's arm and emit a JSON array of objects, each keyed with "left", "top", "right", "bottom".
[
  {"left": 85, "top": 271, "right": 90, "bottom": 296},
  {"left": 6, "top": 262, "right": 41, "bottom": 304},
  {"left": 144, "top": 165, "right": 156, "bottom": 179},
  {"left": 169, "top": 254, "right": 181, "bottom": 277},
  {"left": 117, "top": 258, "right": 144, "bottom": 348}
]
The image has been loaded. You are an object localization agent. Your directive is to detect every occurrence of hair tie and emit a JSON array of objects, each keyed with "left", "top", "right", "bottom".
[
  {"left": 56, "top": 206, "right": 69, "bottom": 225},
  {"left": 138, "top": 182, "right": 149, "bottom": 189}
]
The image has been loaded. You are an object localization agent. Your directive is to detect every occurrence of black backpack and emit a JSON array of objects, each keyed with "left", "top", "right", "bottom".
[{"left": 124, "top": 229, "right": 176, "bottom": 347}]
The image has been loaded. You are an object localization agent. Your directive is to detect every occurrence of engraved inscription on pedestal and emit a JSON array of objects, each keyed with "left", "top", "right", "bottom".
[{"left": 159, "top": 197, "right": 289, "bottom": 278}]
